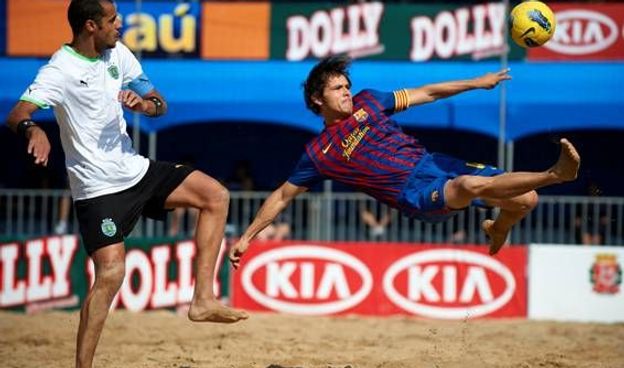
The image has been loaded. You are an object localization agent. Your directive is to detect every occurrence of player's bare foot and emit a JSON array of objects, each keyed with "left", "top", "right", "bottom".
[
  {"left": 549, "top": 138, "right": 580, "bottom": 182},
  {"left": 188, "top": 299, "right": 249, "bottom": 323},
  {"left": 482, "top": 219, "right": 509, "bottom": 255}
]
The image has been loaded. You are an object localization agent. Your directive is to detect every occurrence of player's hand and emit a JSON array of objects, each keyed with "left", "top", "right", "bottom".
[
  {"left": 476, "top": 68, "right": 512, "bottom": 89},
  {"left": 229, "top": 239, "right": 250, "bottom": 270},
  {"left": 118, "top": 90, "right": 148, "bottom": 113},
  {"left": 26, "top": 126, "right": 51, "bottom": 166}
]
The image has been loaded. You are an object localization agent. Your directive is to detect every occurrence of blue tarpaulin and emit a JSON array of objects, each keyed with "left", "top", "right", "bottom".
[{"left": 1, "top": 58, "right": 622, "bottom": 140}]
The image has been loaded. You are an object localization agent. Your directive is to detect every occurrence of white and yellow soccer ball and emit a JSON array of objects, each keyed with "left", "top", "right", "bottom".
[{"left": 509, "top": 1, "right": 556, "bottom": 48}]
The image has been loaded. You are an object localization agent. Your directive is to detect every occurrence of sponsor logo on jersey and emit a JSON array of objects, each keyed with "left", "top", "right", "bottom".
[
  {"left": 322, "top": 142, "right": 333, "bottom": 154},
  {"left": 341, "top": 125, "right": 370, "bottom": 161}
]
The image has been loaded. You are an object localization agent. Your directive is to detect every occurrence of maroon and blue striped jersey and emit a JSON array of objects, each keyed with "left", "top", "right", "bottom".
[{"left": 288, "top": 89, "right": 427, "bottom": 209}]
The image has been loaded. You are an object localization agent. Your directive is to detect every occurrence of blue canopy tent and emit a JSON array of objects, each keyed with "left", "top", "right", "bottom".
[{"left": 1, "top": 59, "right": 622, "bottom": 141}]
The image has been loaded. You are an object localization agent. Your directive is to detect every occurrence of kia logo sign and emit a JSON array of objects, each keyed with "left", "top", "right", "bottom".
[
  {"left": 383, "top": 250, "right": 515, "bottom": 319},
  {"left": 545, "top": 10, "right": 618, "bottom": 55},
  {"left": 241, "top": 246, "right": 373, "bottom": 315}
]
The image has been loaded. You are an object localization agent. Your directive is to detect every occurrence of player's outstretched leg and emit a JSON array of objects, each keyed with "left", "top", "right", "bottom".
[
  {"left": 481, "top": 191, "right": 538, "bottom": 255},
  {"left": 548, "top": 138, "right": 580, "bottom": 182},
  {"left": 483, "top": 139, "right": 580, "bottom": 255},
  {"left": 187, "top": 205, "right": 248, "bottom": 323},
  {"left": 445, "top": 138, "right": 580, "bottom": 207},
  {"left": 165, "top": 171, "right": 248, "bottom": 323},
  {"left": 482, "top": 219, "right": 509, "bottom": 255}
]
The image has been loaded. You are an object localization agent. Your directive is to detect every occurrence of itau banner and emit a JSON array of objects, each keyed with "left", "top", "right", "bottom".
[
  {"left": 6, "top": 0, "right": 201, "bottom": 58},
  {"left": 232, "top": 242, "right": 528, "bottom": 319},
  {"left": 528, "top": 3, "right": 624, "bottom": 60}
]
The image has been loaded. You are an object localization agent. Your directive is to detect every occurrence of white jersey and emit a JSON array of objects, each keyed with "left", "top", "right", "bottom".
[{"left": 21, "top": 42, "right": 150, "bottom": 200}]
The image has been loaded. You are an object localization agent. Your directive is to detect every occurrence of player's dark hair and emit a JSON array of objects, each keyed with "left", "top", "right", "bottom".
[
  {"left": 67, "top": 0, "right": 113, "bottom": 36},
  {"left": 303, "top": 55, "right": 352, "bottom": 115}
]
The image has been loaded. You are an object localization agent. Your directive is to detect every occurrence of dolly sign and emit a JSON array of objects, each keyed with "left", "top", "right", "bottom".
[{"left": 0, "top": 235, "right": 228, "bottom": 313}]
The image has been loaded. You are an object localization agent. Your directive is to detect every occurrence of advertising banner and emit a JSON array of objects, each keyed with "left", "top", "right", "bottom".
[
  {"left": 0, "top": 0, "right": 6, "bottom": 55},
  {"left": 200, "top": 2, "right": 270, "bottom": 60},
  {"left": 270, "top": 1, "right": 526, "bottom": 62},
  {"left": 232, "top": 242, "right": 528, "bottom": 319},
  {"left": 7, "top": 0, "right": 71, "bottom": 57},
  {"left": 116, "top": 0, "right": 201, "bottom": 58},
  {"left": 528, "top": 244, "right": 624, "bottom": 323},
  {"left": 6, "top": 0, "right": 201, "bottom": 58},
  {"left": 528, "top": 4, "right": 624, "bottom": 60},
  {"left": 0, "top": 235, "right": 229, "bottom": 313}
]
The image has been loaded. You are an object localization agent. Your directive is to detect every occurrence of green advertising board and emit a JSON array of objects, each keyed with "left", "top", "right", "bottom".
[
  {"left": 270, "top": 1, "right": 525, "bottom": 61},
  {"left": 0, "top": 235, "right": 231, "bottom": 313}
]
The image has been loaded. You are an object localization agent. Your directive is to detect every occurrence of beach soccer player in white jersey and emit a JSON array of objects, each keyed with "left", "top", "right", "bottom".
[{"left": 5, "top": 1, "right": 247, "bottom": 367}]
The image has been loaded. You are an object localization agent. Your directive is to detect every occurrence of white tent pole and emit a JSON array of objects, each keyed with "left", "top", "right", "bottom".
[
  {"left": 506, "top": 140, "right": 514, "bottom": 172},
  {"left": 323, "top": 180, "right": 333, "bottom": 241},
  {"left": 498, "top": 0, "right": 510, "bottom": 170},
  {"left": 132, "top": 0, "right": 143, "bottom": 154}
]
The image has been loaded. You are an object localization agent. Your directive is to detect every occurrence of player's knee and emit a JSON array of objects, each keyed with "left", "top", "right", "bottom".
[
  {"left": 453, "top": 175, "right": 491, "bottom": 198},
  {"left": 521, "top": 190, "right": 539, "bottom": 212},
  {"left": 202, "top": 184, "right": 230, "bottom": 212},
  {"left": 505, "top": 190, "right": 539, "bottom": 213},
  {"left": 95, "top": 261, "right": 125, "bottom": 294}
]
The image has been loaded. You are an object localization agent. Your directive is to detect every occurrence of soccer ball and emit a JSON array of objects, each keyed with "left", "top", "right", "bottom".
[{"left": 509, "top": 1, "right": 556, "bottom": 48}]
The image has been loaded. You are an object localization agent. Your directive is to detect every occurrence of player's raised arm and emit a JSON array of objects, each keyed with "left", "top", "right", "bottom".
[
  {"left": 229, "top": 181, "right": 308, "bottom": 269},
  {"left": 6, "top": 100, "right": 51, "bottom": 167},
  {"left": 405, "top": 68, "right": 512, "bottom": 107}
]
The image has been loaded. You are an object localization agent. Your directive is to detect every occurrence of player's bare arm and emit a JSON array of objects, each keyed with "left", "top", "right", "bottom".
[
  {"left": 229, "top": 181, "right": 308, "bottom": 269},
  {"left": 406, "top": 68, "right": 512, "bottom": 106},
  {"left": 118, "top": 89, "right": 167, "bottom": 117},
  {"left": 6, "top": 100, "right": 51, "bottom": 166}
]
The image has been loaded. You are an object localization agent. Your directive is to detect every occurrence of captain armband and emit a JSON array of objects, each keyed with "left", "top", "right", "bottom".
[{"left": 393, "top": 89, "right": 411, "bottom": 112}]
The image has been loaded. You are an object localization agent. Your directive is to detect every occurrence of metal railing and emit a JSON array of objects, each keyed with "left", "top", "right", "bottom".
[{"left": 1, "top": 189, "right": 623, "bottom": 245}]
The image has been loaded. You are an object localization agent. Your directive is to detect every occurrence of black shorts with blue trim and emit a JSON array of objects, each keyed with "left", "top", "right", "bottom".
[
  {"left": 398, "top": 153, "right": 504, "bottom": 222},
  {"left": 74, "top": 161, "right": 195, "bottom": 255}
]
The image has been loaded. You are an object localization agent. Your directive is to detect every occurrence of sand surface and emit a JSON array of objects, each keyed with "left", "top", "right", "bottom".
[{"left": 1, "top": 310, "right": 623, "bottom": 368}]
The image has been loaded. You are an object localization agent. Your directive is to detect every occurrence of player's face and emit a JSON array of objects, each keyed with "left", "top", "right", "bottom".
[
  {"left": 320, "top": 74, "right": 353, "bottom": 118},
  {"left": 94, "top": 1, "right": 122, "bottom": 51}
]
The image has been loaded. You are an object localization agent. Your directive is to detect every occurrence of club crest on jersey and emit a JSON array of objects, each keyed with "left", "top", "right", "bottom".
[
  {"left": 353, "top": 108, "right": 369, "bottom": 123},
  {"left": 101, "top": 218, "right": 117, "bottom": 237},
  {"left": 107, "top": 65, "right": 120, "bottom": 80},
  {"left": 431, "top": 190, "right": 440, "bottom": 203}
]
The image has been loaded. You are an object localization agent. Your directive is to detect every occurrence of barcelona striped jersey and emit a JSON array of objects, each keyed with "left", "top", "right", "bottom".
[{"left": 288, "top": 89, "right": 427, "bottom": 210}]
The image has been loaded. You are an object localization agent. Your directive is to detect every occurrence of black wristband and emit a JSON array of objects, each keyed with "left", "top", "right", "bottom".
[
  {"left": 16, "top": 119, "right": 38, "bottom": 137},
  {"left": 147, "top": 96, "right": 163, "bottom": 117}
]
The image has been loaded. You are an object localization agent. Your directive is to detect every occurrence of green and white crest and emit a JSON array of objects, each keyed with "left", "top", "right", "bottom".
[
  {"left": 101, "top": 218, "right": 117, "bottom": 237},
  {"left": 107, "top": 65, "right": 119, "bottom": 79}
]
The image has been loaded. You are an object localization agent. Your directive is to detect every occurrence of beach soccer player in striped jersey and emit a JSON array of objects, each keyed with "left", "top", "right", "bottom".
[{"left": 229, "top": 56, "right": 580, "bottom": 267}]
